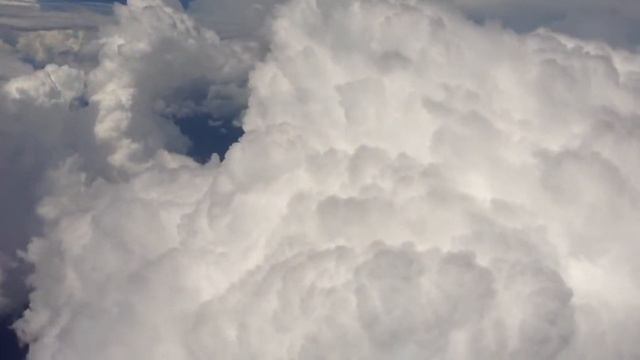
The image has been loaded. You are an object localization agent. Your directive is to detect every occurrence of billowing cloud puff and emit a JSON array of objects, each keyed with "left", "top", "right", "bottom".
[
  {"left": 86, "top": 0, "right": 255, "bottom": 174},
  {"left": 0, "top": 0, "right": 255, "bottom": 312},
  {"left": 0, "top": 61, "right": 91, "bottom": 311},
  {"left": 10, "top": 0, "right": 640, "bottom": 359},
  {"left": 14, "top": 29, "right": 94, "bottom": 68}
]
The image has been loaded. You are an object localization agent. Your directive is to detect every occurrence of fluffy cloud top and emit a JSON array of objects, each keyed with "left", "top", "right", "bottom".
[
  {"left": 0, "top": 0, "right": 255, "bottom": 314},
  {"left": 2, "top": 0, "right": 638, "bottom": 359}
]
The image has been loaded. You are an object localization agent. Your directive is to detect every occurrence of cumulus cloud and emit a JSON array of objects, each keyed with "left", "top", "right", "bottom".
[
  {"left": 2, "top": 0, "right": 638, "bottom": 359},
  {"left": 0, "top": 60, "right": 94, "bottom": 312},
  {"left": 85, "top": 0, "right": 255, "bottom": 173},
  {"left": 0, "top": 0, "right": 255, "bottom": 313},
  {"left": 14, "top": 29, "right": 95, "bottom": 68}
]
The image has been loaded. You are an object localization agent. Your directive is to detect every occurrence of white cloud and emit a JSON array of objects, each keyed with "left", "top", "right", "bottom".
[
  {"left": 0, "top": 61, "right": 94, "bottom": 312},
  {"left": 5, "top": 64, "right": 85, "bottom": 103},
  {"left": 14, "top": 29, "right": 93, "bottom": 67},
  {"left": 0, "top": 0, "right": 255, "bottom": 313},
  {"left": 5, "top": 0, "right": 640, "bottom": 359},
  {"left": 85, "top": 0, "right": 255, "bottom": 174}
]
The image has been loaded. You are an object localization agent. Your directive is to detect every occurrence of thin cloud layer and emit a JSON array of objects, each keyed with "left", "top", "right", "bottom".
[
  {"left": 441, "top": 0, "right": 640, "bottom": 47},
  {"left": 0, "top": 0, "right": 112, "bottom": 32},
  {"left": 187, "top": 0, "right": 640, "bottom": 47},
  {"left": 3, "top": 0, "right": 639, "bottom": 359},
  {"left": 187, "top": 0, "right": 282, "bottom": 39}
]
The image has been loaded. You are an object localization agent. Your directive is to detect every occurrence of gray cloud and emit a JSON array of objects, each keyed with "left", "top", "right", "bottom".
[
  {"left": 0, "top": 0, "right": 113, "bottom": 32},
  {"left": 0, "top": 0, "right": 255, "bottom": 313},
  {"left": 440, "top": 0, "right": 640, "bottom": 47},
  {"left": 7, "top": 0, "right": 640, "bottom": 359},
  {"left": 188, "top": 0, "right": 640, "bottom": 47}
]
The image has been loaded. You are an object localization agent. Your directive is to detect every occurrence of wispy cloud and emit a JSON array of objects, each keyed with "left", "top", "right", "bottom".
[{"left": 0, "top": 0, "right": 112, "bottom": 31}]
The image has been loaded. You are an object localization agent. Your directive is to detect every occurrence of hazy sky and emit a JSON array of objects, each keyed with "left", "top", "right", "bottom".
[{"left": 1, "top": 1, "right": 640, "bottom": 359}]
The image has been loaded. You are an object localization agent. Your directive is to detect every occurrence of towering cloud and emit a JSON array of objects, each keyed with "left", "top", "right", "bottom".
[
  {"left": 0, "top": 0, "right": 254, "bottom": 314},
  {"left": 1, "top": 0, "right": 637, "bottom": 359}
]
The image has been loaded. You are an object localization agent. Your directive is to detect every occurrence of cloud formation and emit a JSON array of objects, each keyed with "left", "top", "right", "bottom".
[
  {"left": 0, "top": 0, "right": 112, "bottom": 32},
  {"left": 186, "top": 0, "right": 640, "bottom": 48},
  {"left": 1, "top": 0, "right": 637, "bottom": 359},
  {"left": 0, "top": 0, "right": 255, "bottom": 314},
  {"left": 187, "top": 0, "right": 282, "bottom": 39},
  {"left": 444, "top": 0, "right": 640, "bottom": 47}
]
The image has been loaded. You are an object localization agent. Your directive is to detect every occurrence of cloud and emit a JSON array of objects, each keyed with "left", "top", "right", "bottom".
[
  {"left": 14, "top": 29, "right": 94, "bottom": 67},
  {"left": 0, "top": 61, "right": 94, "bottom": 312},
  {"left": 0, "top": 0, "right": 255, "bottom": 313},
  {"left": 0, "top": 0, "right": 113, "bottom": 32},
  {"left": 0, "top": 4, "right": 115, "bottom": 317},
  {"left": 84, "top": 0, "right": 255, "bottom": 174},
  {"left": 440, "top": 0, "right": 640, "bottom": 47},
  {"left": 3, "top": 0, "right": 639, "bottom": 359},
  {"left": 0, "top": 39, "right": 32, "bottom": 78},
  {"left": 186, "top": 0, "right": 640, "bottom": 48},
  {"left": 187, "top": 0, "right": 283, "bottom": 39}
]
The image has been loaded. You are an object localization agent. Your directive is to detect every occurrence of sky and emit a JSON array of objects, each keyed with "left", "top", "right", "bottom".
[{"left": 1, "top": 1, "right": 640, "bottom": 359}]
